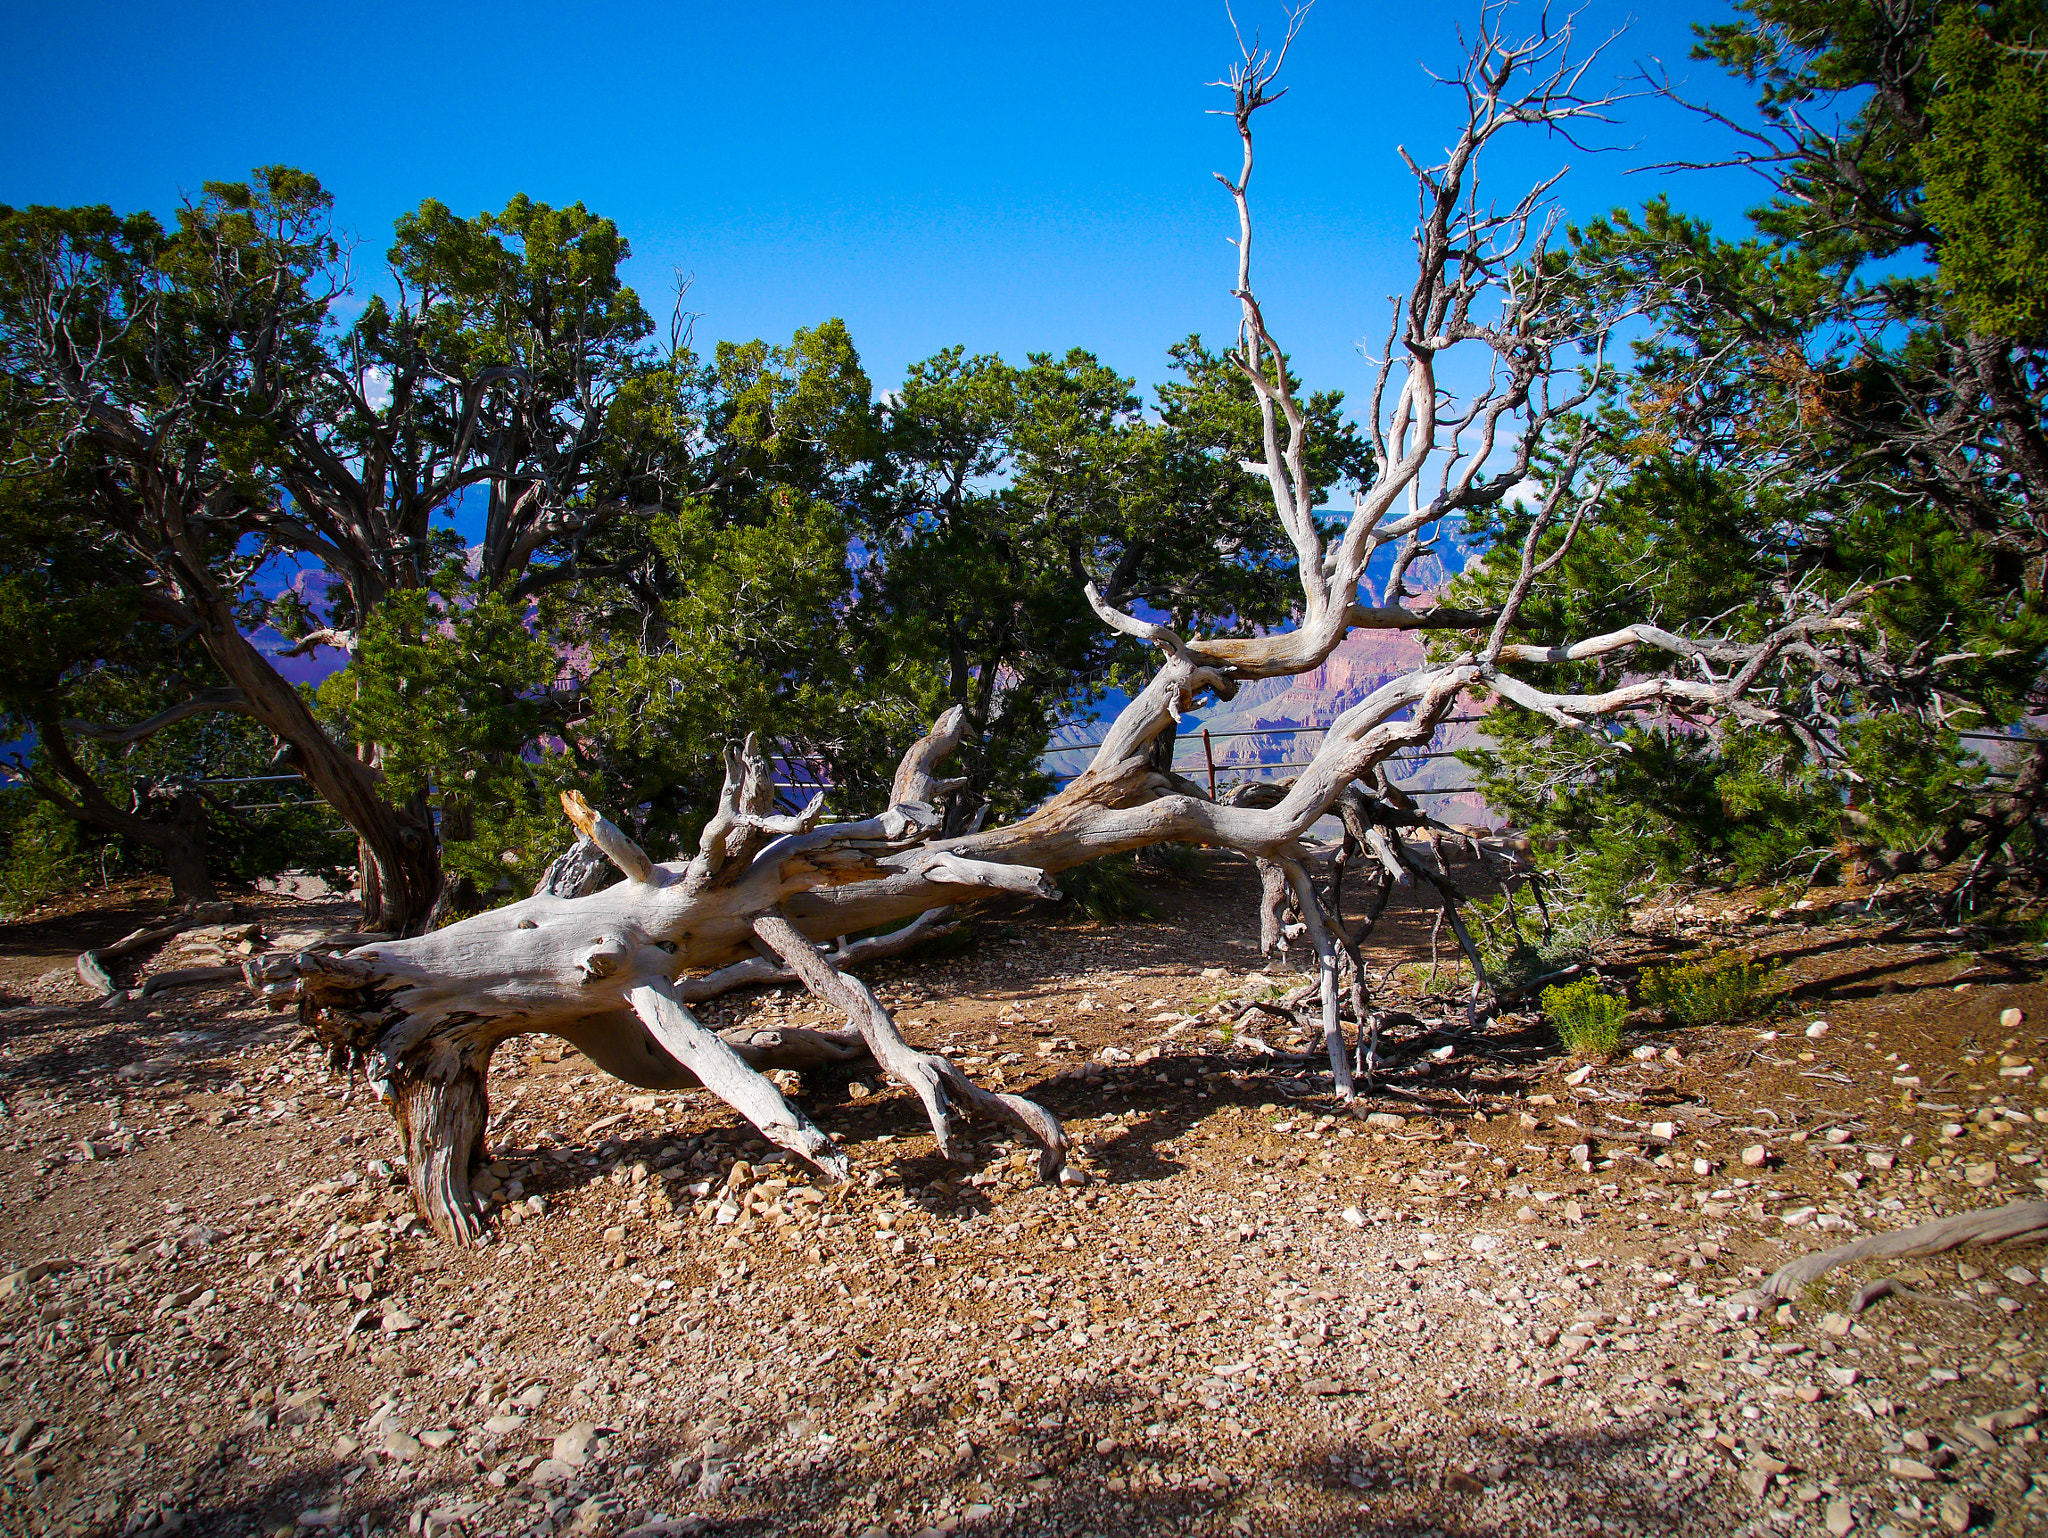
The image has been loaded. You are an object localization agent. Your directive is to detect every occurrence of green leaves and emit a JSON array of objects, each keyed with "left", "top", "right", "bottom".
[
  {"left": 1921, "top": 4, "right": 2048, "bottom": 339},
  {"left": 324, "top": 585, "right": 557, "bottom": 807}
]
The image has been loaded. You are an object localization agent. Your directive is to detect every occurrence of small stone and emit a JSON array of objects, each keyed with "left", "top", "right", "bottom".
[
  {"left": 527, "top": 1457, "right": 576, "bottom": 1486},
  {"left": 1887, "top": 1456, "right": 1938, "bottom": 1481},
  {"left": 380, "top": 1310, "right": 421, "bottom": 1333},
  {"left": 552, "top": 1422, "right": 599, "bottom": 1468},
  {"left": 1514, "top": 1205, "right": 1538, "bottom": 1224},
  {"left": 1364, "top": 1112, "right": 1405, "bottom": 1131},
  {"left": 1740, "top": 1467, "right": 1775, "bottom": 1499},
  {"left": 1964, "top": 1163, "right": 1998, "bottom": 1188},
  {"left": 382, "top": 1430, "right": 422, "bottom": 1460},
  {"left": 0, "top": 1259, "right": 73, "bottom": 1297},
  {"left": 1741, "top": 1144, "right": 1769, "bottom": 1168},
  {"left": 1057, "top": 1165, "right": 1090, "bottom": 1187},
  {"left": 602, "top": 1225, "right": 627, "bottom": 1246},
  {"left": 418, "top": 1429, "right": 458, "bottom": 1450},
  {"left": 1903, "top": 1430, "right": 1931, "bottom": 1452},
  {"left": 2003, "top": 1265, "right": 2036, "bottom": 1286},
  {"left": 1564, "top": 1064, "right": 1594, "bottom": 1086},
  {"left": 1806, "top": 1022, "right": 1830, "bottom": 1038},
  {"left": 297, "top": 1507, "right": 342, "bottom": 1530},
  {"left": 482, "top": 1415, "right": 527, "bottom": 1435},
  {"left": 1820, "top": 1313, "right": 1853, "bottom": 1338},
  {"left": 1937, "top": 1491, "right": 1971, "bottom": 1533},
  {"left": 1975, "top": 1405, "right": 2038, "bottom": 1433},
  {"left": 1340, "top": 1206, "right": 1366, "bottom": 1228},
  {"left": 1825, "top": 1497, "right": 1855, "bottom": 1536},
  {"left": 1866, "top": 1151, "right": 1896, "bottom": 1170},
  {"left": 1650, "top": 1121, "right": 1676, "bottom": 1142},
  {"left": 1949, "top": 1420, "right": 1997, "bottom": 1453},
  {"left": 2001, "top": 1007, "right": 2025, "bottom": 1030}
]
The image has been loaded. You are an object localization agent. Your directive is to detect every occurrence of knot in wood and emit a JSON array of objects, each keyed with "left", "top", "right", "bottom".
[{"left": 578, "top": 933, "right": 635, "bottom": 983}]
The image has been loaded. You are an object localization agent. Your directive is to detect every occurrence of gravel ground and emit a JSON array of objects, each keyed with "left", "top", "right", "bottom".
[{"left": 1, "top": 861, "right": 2045, "bottom": 1538}]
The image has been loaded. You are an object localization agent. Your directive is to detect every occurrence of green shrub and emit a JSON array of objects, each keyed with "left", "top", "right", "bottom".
[
  {"left": 1054, "top": 853, "right": 1157, "bottom": 923},
  {"left": 1639, "top": 953, "right": 1776, "bottom": 1028},
  {"left": 0, "top": 797, "right": 87, "bottom": 918},
  {"left": 1469, "top": 890, "right": 1614, "bottom": 994},
  {"left": 1136, "top": 839, "right": 1206, "bottom": 878},
  {"left": 1540, "top": 976, "right": 1627, "bottom": 1058}
]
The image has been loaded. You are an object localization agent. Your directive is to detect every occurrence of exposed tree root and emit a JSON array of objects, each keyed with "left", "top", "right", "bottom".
[
  {"left": 76, "top": 902, "right": 240, "bottom": 999},
  {"left": 1762, "top": 1200, "right": 2048, "bottom": 1300}
]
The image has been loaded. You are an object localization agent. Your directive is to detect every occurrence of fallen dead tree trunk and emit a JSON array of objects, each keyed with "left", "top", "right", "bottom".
[{"left": 241, "top": 15, "right": 1895, "bottom": 1247}]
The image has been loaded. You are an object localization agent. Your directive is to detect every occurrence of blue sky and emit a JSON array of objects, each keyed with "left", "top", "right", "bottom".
[{"left": 5, "top": 0, "right": 1763, "bottom": 408}]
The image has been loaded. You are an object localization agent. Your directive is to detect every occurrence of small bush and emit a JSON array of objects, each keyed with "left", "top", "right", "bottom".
[
  {"left": 0, "top": 798, "right": 87, "bottom": 918},
  {"left": 1540, "top": 977, "right": 1627, "bottom": 1058},
  {"left": 1136, "top": 839, "right": 1206, "bottom": 878},
  {"left": 1053, "top": 853, "right": 1157, "bottom": 923},
  {"left": 1639, "top": 953, "right": 1776, "bottom": 1028}
]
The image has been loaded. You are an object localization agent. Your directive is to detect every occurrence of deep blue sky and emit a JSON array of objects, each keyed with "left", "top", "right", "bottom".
[{"left": 5, "top": 0, "right": 1763, "bottom": 405}]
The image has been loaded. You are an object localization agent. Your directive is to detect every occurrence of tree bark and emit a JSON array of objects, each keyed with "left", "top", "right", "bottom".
[
  {"left": 188, "top": 602, "right": 441, "bottom": 934},
  {"left": 23, "top": 714, "right": 217, "bottom": 908}
]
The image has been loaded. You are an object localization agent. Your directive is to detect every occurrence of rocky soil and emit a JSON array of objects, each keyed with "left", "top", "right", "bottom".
[{"left": 0, "top": 858, "right": 2044, "bottom": 1538}]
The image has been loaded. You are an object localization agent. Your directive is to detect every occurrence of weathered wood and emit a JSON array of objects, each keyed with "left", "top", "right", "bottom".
[
  {"left": 675, "top": 906, "right": 959, "bottom": 1002},
  {"left": 75, "top": 903, "right": 239, "bottom": 999},
  {"left": 1762, "top": 1200, "right": 2048, "bottom": 1300},
  {"left": 533, "top": 835, "right": 616, "bottom": 901},
  {"left": 108, "top": 965, "right": 247, "bottom": 1006},
  {"left": 626, "top": 977, "right": 850, "bottom": 1181},
  {"left": 750, "top": 909, "right": 1070, "bottom": 1178}
]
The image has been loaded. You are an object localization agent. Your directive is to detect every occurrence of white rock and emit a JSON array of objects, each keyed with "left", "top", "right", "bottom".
[{"left": 551, "top": 1421, "right": 599, "bottom": 1468}]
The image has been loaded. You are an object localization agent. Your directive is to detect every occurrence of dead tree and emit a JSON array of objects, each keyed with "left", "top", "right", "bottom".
[{"left": 250, "top": 10, "right": 1878, "bottom": 1244}]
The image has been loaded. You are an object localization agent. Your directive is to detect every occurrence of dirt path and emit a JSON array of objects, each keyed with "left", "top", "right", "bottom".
[{"left": 1, "top": 860, "right": 2044, "bottom": 1538}]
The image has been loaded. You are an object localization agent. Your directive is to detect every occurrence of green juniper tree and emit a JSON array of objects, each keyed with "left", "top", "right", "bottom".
[{"left": 1455, "top": 0, "right": 2048, "bottom": 910}]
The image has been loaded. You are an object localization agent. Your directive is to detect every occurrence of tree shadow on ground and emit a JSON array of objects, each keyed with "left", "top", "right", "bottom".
[
  {"left": 100, "top": 1395, "right": 1733, "bottom": 1537},
  {"left": 0, "top": 995, "right": 295, "bottom": 1099}
]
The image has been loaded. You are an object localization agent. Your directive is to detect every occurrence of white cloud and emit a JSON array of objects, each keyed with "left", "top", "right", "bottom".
[{"left": 361, "top": 366, "right": 393, "bottom": 413}]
